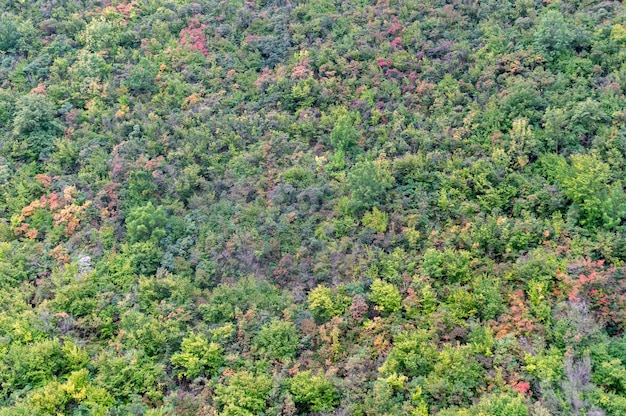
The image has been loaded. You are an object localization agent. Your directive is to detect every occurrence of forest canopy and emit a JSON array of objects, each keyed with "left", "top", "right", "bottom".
[{"left": 1, "top": 0, "right": 626, "bottom": 415}]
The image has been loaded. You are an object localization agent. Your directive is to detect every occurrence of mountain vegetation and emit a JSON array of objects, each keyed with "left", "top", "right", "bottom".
[{"left": 2, "top": 0, "right": 626, "bottom": 414}]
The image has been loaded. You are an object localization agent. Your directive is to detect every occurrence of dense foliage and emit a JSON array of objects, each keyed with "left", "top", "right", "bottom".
[{"left": 2, "top": 0, "right": 626, "bottom": 414}]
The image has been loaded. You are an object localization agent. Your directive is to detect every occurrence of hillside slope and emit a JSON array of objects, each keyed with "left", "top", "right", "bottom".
[{"left": 2, "top": 0, "right": 626, "bottom": 414}]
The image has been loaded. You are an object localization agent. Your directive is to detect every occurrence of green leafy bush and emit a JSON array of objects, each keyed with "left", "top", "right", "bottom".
[
  {"left": 0, "top": 339, "right": 67, "bottom": 396},
  {"left": 362, "top": 207, "right": 389, "bottom": 233},
  {"left": 94, "top": 350, "right": 165, "bottom": 403},
  {"left": 28, "top": 369, "right": 113, "bottom": 416},
  {"left": 329, "top": 110, "right": 359, "bottom": 153},
  {"left": 200, "top": 277, "right": 290, "bottom": 323}
]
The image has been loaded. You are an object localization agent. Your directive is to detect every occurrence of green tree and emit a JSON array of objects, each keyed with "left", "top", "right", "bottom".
[
  {"left": 0, "top": 339, "right": 66, "bottom": 396},
  {"left": 472, "top": 276, "right": 504, "bottom": 321},
  {"left": 307, "top": 284, "right": 351, "bottom": 321},
  {"left": 199, "top": 277, "right": 290, "bottom": 323},
  {"left": 125, "top": 58, "right": 159, "bottom": 94},
  {"left": 438, "top": 392, "right": 529, "bottom": 416},
  {"left": 255, "top": 320, "right": 299, "bottom": 360},
  {"left": 423, "top": 345, "right": 485, "bottom": 408},
  {"left": 69, "top": 50, "right": 110, "bottom": 81},
  {"left": 380, "top": 330, "right": 438, "bottom": 378},
  {"left": 0, "top": 14, "right": 19, "bottom": 52},
  {"left": 525, "top": 347, "right": 564, "bottom": 384},
  {"left": 347, "top": 158, "right": 395, "bottom": 214},
  {"left": 8, "top": 93, "right": 61, "bottom": 161},
  {"left": 558, "top": 153, "right": 624, "bottom": 228},
  {"left": 362, "top": 207, "right": 389, "bottom": 233},
  {"left": 369, "top": 279, "right": 402, "bottom": 314},
  {"left": 171, "top": 333, "right": 223, "bottom": 379},
  {"left": 289, "top": 370, "right": 338, "bottom": 413},
  {"left": 123, "top": 241, "right": 163, "bottom": 275},
  {"left": 215, "top": 371, "right": 273, "bottom": 415},
  {"left": 125, "top": 202, "right": 167, "bottom": 244},
  {"left": 330, "top": 112, "right": 358, "bottom": 153},
  {"left": 81, "top": 17, "right": 118, "bottom": 52},
  {"left": 28, "top": 369, "right": 113, "bottom": 416},
  {"left": 13, "top": 94, "right": 58, "bottom": 137},
  {"left": 534, "top": 10, "right": 574, "bottom": 58},
  {"left": 94, "top": 350, "right": 165, "bottom": 403}
]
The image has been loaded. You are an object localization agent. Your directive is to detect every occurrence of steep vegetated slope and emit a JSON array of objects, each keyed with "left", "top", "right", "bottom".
[{"left": 1, "top": 0, "right": 626, "bottom": 414}]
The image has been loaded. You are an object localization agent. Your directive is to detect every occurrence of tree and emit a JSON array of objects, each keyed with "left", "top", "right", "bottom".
[
  {"left": 0, "top": 339, "right": 67, "bottom": 397},
  {"left": 0, "top": 14, "right": 20, "bottom": 52},
  {"left": 347, "top": 158, "right": 395, "bottom": 214},
  {"left": 307, "top": 285, "right": 351, "bottom": 321},
  {"left": 255, "top": 320, "right": 299, "bottom": 360},
  {"left": 423, "top": 345, "right": 485, "bottom": 408},
  {"left": 558, "top": 153, "right": 625, "bottom": 228},
  {"left": 28, "top": 369, "right": 113, "bottom": 416},
  {"left": 215, "top": 371, "right": 273, "bottom": 415},
  {"left": 438, "top": 392, "right": 529, "bottom": 416},
  {"left": 123, "top": 241, "right": 163, "bottom": 275},
  {"left": 199, "top": 277, "right": 290, "bottom": 323},
  {"left": 362, "top": 207, "right": 389, "bottom": 233},
  {"left": 289, "top": 370, "right": 338, "bottom": 413},
  {"left": 94, "top": 349, "right": 165, "bottom": 403},
  {"left": 171, "top": 333, "right": 223, "bottom": 379},
  {"left": 534, "top": 10, "right": 574, "bottom": 58},
  {"left": 81, "top": 17, "right": 118, "bottom": 52},
  {"left": 369, "top": 279, "right": 402, "bottom": 314},
  {"left": 125, "top": 202, "right": 167, "bottom": 244},
  {"left": 330, "top": 111, "right": 358, "bottom": 153},
  {"left": 380, "top": 330, "right": 438, "bottom": 378},
  {"left": 124, "top": 58, "right": 159, "bottom": 94},
  {"left": 8, "top": 93, "right": 61, "bottom": 161}
]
